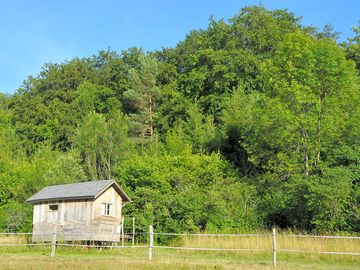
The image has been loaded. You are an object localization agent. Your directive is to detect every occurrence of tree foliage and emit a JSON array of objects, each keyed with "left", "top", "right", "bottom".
[{"left": 0, "top": 5, "right": 359, "bottom": 233}]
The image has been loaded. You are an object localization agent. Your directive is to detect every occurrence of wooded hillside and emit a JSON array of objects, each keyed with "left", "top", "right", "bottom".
[{"left": 0, "top": 5, "right": 359, "bottom": 233}]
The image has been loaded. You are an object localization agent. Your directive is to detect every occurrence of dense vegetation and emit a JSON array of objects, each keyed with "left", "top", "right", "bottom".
[{"left": 0, "top": 5, "right": 359, "bottom": 234}]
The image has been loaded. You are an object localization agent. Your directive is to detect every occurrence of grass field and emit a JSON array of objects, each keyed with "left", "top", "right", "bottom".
[{"left": 0, "top": 232, "right": 359, "bottom": 269}]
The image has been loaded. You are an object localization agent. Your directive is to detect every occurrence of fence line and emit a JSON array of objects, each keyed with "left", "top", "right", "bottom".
[
  {"left": 0, "top": 232, "right": 33, "bottom": 235},
  {"left": 152, "top": 246, "right": 360, "bottom": 256},
  {"left": 278, "top": 249, "right": 360, "bottom": 256},
  {"left": 1, "top": 243, "right": 358, "bottom": 256},
  {"left": 284, "top": 234, "right": 360, "bottom": 240},
  {"left": 154, "top": 246, "right": 267, "bottom": 252},
  {"left": 153, "top": 232, "right": 270, "bottom": 237},
  {"left": 4, "top": 232, "right": 357, "bottom": 239},
  {"left": 57, "top": 243, "right": 148, "bottom": 249},
  {"left": 1, "top": 229, "right": 360, "bottom": 267},
  {"left": 0, "top": 232, "right": 137, "bottom": 237},
  {"left": 0, "top": 243, "right": 51, "bottom": 246}
]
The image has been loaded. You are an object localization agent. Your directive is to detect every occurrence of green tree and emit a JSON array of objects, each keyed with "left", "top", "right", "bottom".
[
  {"left": 124, "top": 54, "right": 159, "bottom": 138},
  {"left": 115, "top": 140, "right": 260, "bottom": 234},
  {"left": 73, "top": 81, "right": 121, "bottom": 117},
  {"left": 344, "top": 22, "right": 360, "bottom": 72},
  {"left": 10, "top": 58, "right": 93, "bottom": 150},
  {"left": 74, "top": 111, "right": 129, "bottom": 179},
  {"left": 269, "top": 31, "right": 359, "bottom": 175}
]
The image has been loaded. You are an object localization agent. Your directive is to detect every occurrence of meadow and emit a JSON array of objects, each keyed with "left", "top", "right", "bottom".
[{"left": 0, "top": 232, "right": 359, "bottom": 269}]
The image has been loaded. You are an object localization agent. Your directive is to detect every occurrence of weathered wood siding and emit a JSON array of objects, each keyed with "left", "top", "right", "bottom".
[
  {"left": 90, "top": 186, "right": 122, "bottom": 241},
  {"left": 33, "top": 200, "right": 93, "bottom": 225},
  {"left": 93, "top": 185, "right": 122, "bottom": 220},
  {"left": 32, "top": 186, "right": 123, "bottom": 242}
]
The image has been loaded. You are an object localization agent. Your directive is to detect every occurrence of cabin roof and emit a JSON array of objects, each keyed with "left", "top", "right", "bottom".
[{"left": 26, "top": 179, "right": 131, "bottom": 203}]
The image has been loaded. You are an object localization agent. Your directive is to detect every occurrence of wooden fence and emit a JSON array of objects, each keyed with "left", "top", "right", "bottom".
[{"left": 1, "top": 226, "right": 360, "bottom": 267}]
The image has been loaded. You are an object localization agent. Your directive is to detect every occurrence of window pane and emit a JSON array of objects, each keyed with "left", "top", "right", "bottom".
[
  {"left": 102, "top": 203, "right": 112, "bottom": 216},
  {"left": 49, "top": 204, "right": 58, "bottom": 211},
  {"left": 101, "top": 203, "right": 105, "bottom": 215}
]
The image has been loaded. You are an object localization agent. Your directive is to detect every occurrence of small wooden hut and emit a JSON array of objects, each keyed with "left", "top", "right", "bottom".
[{"left": 26, "top": 179, "right": 131, "bottom": 242}]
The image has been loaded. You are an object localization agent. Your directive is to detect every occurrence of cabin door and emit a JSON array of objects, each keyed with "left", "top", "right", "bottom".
[
  {"left": 47, "top": 204, "right": 59, "bottom": 224},
  {"left": 47, "top": 211, "right": 58, "bottom": 223}
]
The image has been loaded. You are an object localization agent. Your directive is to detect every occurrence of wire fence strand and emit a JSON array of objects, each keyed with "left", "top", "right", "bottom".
[
  {"left": 153, "top": 246, "right": 267, "bottom": 252},
  {"left": 57, "top": 243, "right": 148, "bottom": 249},
  {"left": 153, "top": 232, "right": 270, "bottom": 237},
  {"left": 278, "top": 249, "right": 360, "bottom": 256},
  {"left": 283, "top": 234, "right": 360, "bottom": 240},
  {"left": 0, "top": 243, "right": 52, "bottom": 247}
]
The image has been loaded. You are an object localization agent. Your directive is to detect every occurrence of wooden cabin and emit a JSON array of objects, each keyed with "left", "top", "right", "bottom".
[{"left": 26, "top": 180, "right": 130, "bottom": 242}]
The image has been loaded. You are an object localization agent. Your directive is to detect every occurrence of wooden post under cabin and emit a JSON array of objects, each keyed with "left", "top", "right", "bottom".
[
  {"left": 132, "top": 217, "right": 135, "bottom": 247},
  {"left": 121, "top": 216, "right": 125, "bottom": 246}
]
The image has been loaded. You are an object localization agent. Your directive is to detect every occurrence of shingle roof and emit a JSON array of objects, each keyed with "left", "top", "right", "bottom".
[{"left": 26, "top": 179, "right": 131, "bottom": 203}]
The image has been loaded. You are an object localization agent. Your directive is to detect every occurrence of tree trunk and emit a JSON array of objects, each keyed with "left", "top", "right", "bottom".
[
  {"left": 301, "top": 124, "right": 309, "bottom": 177},
  {"left": 108, "top": 152, "right": 111, "bottom": 180},
  {"left": 148, "top": 92, "right": 153, "bottom": 138},
  {"left": 315, "top": 93, "right": 326, "bottom": 166}
]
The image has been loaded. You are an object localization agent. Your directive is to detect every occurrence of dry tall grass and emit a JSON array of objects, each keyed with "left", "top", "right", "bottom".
[
  {"left": 162, "top": 230, "right": 360, "bottom": 266},
  {"left": 0, "top": 234, "right": 29, "bottom": 244},
  {"left": 175, "top": 232, "right": 360, "bottom": 253},
  {"left": 0, "top": 231, "right": 359, "bottom": 269},
  {"left": 0, "top": 254, "right": 289, "bottom": 270}
]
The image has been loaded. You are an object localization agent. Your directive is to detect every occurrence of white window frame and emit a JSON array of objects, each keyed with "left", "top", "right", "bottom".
[{"left": 101, "top": 203, "right": 112, "bottom": 216}]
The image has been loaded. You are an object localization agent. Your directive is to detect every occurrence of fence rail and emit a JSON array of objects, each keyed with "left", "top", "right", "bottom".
[
  {"left": 57, "top": 243, "right": 148, "bottom": 249},
  {"left": 285, "top": 234, "right": 360, "bottom": 240},
  {"left": 0, "top": 243, "right": 51, "bottom": 247},
  {"left": 153, "top": 246, "right": 267, "bottom": 252},
  {"left": 1, "top": 227, "right": 359, "bottom": 267},
  {"left": 278, "top": 249, "right": 360, "bottom": 256},
  {"left": 153, "top": 232, "right": 270, "bottom": 237}
]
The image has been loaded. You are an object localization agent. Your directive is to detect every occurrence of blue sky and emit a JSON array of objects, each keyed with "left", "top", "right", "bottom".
[{"left": 1, "top": 0, "right": 359, "bottom": 94}]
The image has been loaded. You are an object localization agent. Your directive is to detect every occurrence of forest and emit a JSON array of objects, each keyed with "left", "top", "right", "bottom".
[{"left": 0, "top": 5, "right": 359, "bottom": 234}]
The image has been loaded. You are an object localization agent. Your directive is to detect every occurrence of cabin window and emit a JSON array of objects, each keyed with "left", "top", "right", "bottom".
[
  {"left": 101, "top": 203, "right": 112, "bottom": 216},
  {"left": 49, "top": 204, "right": 58, "bottom": 211}
]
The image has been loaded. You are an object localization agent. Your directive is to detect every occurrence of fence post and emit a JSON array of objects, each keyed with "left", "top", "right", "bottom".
[
  {"left": 272, "top": 228, "right": 277, "bottom": 267},
  {"left": 51, "top": 232, "right": 57, "bottom": 257},
  {"left": 148, "top": 225, "right": 153, "bottom": 260},
  {"left": 121, "top": 216, "right": 125, "bottom": 246},
  {"left": 132, "top": 217, "right": 135, "bottom": 247}
]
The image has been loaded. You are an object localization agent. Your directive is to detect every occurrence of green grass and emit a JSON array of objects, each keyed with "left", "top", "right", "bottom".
[
  {"left": 0, "top": 245, "right": 359, "bottom": 270},
  {"left": 0, "top": 233, "right": 359, "bottom": 269}
]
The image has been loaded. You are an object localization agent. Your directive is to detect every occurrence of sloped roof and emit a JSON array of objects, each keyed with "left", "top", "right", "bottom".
[{"left": 26, "top": 179, "right": 131, "bottom": 203}]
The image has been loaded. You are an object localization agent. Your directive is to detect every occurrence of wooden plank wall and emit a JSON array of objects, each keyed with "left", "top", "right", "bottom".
[{"left": 32, "top": 186, "right": 123, "bottom": 242}]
